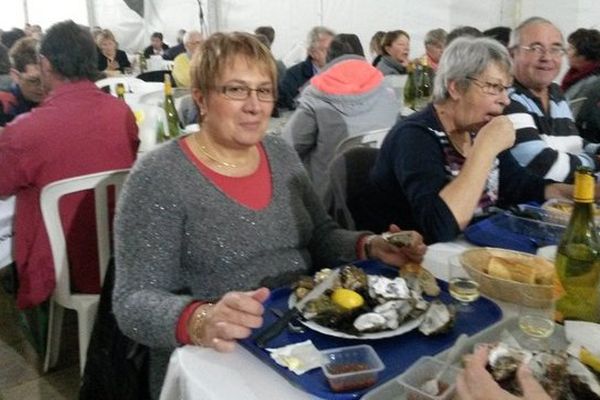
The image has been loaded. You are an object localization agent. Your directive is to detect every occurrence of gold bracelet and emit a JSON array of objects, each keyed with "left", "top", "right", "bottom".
[{"left": 190, "top": 303, "right": 214, "bottom": 347}]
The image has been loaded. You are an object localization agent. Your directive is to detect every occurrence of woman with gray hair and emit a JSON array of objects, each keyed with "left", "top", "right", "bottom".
[{"left": 368, "top": 36, "right": 573, "bottom": 243}]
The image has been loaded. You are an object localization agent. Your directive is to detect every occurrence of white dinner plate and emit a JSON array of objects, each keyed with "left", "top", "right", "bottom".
[{"left": 288, "top": 294, "right": 425, "bottom": 340}]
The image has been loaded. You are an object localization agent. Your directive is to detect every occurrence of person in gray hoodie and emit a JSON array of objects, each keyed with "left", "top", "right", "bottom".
[{"left": 283, "top": 43, "right": 400, "bottom": 202}]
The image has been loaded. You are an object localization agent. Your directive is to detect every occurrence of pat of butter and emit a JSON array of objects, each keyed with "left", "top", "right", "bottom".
[{"left": 267, "top": 340, "right": 322, "bottom": 375}]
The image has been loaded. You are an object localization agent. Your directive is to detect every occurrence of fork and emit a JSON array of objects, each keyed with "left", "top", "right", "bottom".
[{"left": 270, "top": 308, "right": 305, "bottom": 333}]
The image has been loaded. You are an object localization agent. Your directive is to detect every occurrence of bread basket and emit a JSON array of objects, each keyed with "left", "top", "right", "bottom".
[{"left": 458, "top": 247, "right": 554, "bottom": 307}]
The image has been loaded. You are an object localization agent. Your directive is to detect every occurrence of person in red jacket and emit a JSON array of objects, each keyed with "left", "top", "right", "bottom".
[{"left": 0, "top": 20, "right": 139, "bottom": 316}]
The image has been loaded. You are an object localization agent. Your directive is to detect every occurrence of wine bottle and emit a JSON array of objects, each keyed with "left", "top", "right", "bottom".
[
  {"left": 555, "top": 167, "right": 600, "bottom": 322},
  {"left": 413, "top": 57, "right": 432, "bottom": 111},
  {"left": 163, "top": 74, "right": 181, "bottom": 140},
  {"left": 115, "top": 83, "right": 126, "bottom": 100},
  {"left": 403, "top": 62, "right": 417, "bottom": 111}
]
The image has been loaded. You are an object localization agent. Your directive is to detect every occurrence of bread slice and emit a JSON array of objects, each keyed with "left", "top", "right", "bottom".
[{"left": 487, "top": 256, "right": 536, "bottom": 284}]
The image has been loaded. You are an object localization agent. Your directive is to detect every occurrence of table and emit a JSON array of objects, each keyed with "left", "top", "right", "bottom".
[
  {"left": 0, "top": 196, "right": 15, "bottom": 269},
  {"left": 159, "top": 240, "right": 518, "bottom": 400}
]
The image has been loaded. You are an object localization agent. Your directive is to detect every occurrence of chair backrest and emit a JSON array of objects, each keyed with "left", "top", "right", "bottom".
[
  {"left": 325, "top": 147, "right": 379, "bottom": 230},
  {"left": 40, "top": 169, "right": 130, "bottom": 305},
  {"left": 569, "top": 96, "right": 588, "bottom": 118},
  {"left": 334, "top": 128, "right": 390, "bottom": 156}
]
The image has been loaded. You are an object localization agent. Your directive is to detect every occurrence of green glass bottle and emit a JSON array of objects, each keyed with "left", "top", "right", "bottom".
[
  {"left": 555, "top": 167, "right": 600, "bottom": 322},
  {"left": 403, "top": 62, "right": 417, "bottom": 111},
  {"left": 414, "top": 56, "right": 433, "bottom": 111},
  {"left": 163, "top": 74, "right": 181, "bottom": 140}
]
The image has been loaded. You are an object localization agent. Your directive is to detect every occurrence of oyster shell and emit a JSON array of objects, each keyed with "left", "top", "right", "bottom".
[
  {"left": 568, "top": 356, "right": 600, "bottom": 400},
  {"left": 382, "top": 231, "right": 414, "bottom": 247},
  {"left": 368, "top": 275, "right": 411, "bottom": 301},
  {"left": 340, "top": 265, "right": 368, "bottom": 291},
  {"left": 488, "top": 343, "right": 532, "bottom": 382},
  {"left": 353, "top": 312, "right": 387, "bottom": 332},
  {"left": 418, "top": 300, "right": 455, "bottom": 336}
]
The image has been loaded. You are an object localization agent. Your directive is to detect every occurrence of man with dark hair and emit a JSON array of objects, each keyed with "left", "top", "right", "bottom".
[
  {"left": 255, "top": 26, "right": 275, "bottom": 46},
  {"left": 0, "top": 37, "right": 46, "bottom": 124},
  {"left": 143, "top": 32, "right": 169, "bottom": 58},
  {"left": 163, "top": 29, "right": 185, "bottom": 60},
  {"left": 0, "top": 20, "right": 139, "bottom": 311}
]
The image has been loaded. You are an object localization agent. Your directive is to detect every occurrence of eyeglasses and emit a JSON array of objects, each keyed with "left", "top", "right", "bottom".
[
  {"left": 466, "top": 77, "right": 511, "bottom": 96},
  {"left": 216, "top": 84, "right": 276, "bottom": 102},
  {"left": 516, "top": 44, "right": 566, "bottom": 57}
]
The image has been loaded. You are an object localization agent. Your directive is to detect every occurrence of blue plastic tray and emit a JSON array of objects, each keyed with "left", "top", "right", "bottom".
[
  {"left": 241, "top": 260, "right": 502, "bottom": 399},
  {"left": 464, "top": 211, "right": 565, "bottom": 254}
]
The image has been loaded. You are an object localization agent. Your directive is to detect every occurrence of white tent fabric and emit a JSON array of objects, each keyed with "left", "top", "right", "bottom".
[{"left": 84, "top": 0, "right": 600, "bottom": 65}]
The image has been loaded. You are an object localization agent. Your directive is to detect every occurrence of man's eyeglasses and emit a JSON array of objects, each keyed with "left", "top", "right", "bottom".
[
  {"left": 466, "top": 77, "right": 511, "bottom": 96},
  {"left": 216, "top": 84, "right": 276, "bottom": 102},
  {"left": 516, "top": 44, "right": 566, "bottom": 57}
]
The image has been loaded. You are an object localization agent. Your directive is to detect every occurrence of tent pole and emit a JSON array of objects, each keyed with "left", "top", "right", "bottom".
[
  {"left": 23, "top": 0, "right": 29, "bottom": 25},
  {"left": 86, "top": 0, "right": 97, "bottom": 28}
]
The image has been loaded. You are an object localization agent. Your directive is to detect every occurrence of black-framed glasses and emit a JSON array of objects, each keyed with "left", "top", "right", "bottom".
[
  {"left": 216, "top": 84, "right": 276, "bottom": 102},
  {"left": 516, "top": 44, "right": 566, "bottom": 57},
  {"left": 466, "top": 77, "right": 511, "bottom": 96}
]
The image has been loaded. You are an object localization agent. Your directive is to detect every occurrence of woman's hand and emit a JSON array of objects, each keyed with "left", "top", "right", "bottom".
[
  {"left": 456, "top": 346, "right": 551, "bottom": 400},
  {"left": 191, "top": 287, "right": 270, "bottom": 352},
  {"left": 368, "top": 224, "right": 427, "bottom": 267},
  {"left": 473, "top": 115, "right": 516, "bottom": 158}
]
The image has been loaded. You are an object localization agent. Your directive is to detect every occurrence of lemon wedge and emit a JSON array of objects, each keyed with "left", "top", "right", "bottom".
[
  {"left": 580, "top": 346, "right": 600, "bottom": 373},
  {"left": 331, "top": 288, "right": 364, "bottom": 310}
]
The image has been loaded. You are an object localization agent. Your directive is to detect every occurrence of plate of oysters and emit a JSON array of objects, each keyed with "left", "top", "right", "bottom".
[{"left": 290, "top": 261, "right": 454, "bottom": 340}]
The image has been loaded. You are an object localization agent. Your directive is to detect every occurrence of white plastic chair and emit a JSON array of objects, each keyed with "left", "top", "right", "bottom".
[
  {"left": 41, "top": 169, "right": 130, "bottom": 375},
  {"left": 334, "top": 128, "right": 391, "bottom": 156},
  {"left": 95, "top": 77, "right": 163, "bottom": 97}
]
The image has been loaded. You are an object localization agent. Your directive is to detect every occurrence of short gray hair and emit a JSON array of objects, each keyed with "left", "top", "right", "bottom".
[
  {"left": 307, "top": 26, "right": 334, "bottom": 51},
  {"left": 509, "top": 16, "right": 561, "bottom": 48},
  {"left": 433, "top": 36, "right": 512, "bottom": 102},
  {"left": 424, "top": 28, "right": 447, "bottom": 46}
]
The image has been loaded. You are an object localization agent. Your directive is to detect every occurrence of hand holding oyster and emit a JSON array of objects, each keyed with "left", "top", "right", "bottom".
[{"left": 459, "top": 343, "right": 600, "bottom": 400}]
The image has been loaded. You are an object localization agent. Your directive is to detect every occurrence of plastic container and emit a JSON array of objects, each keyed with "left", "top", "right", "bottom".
[
  {"left": 397, "top": 356, "right": 461, "bottom": 400},
  {"left": 320, "top": 344, "right": 384, "bottom": 392}
]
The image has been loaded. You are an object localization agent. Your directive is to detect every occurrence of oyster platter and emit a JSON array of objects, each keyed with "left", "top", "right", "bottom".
[{"left": 289, "top": 264, "right": 455, "bottom": 340}]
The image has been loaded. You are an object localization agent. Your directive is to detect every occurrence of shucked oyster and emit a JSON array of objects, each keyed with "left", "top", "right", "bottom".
[
  {"left": 488, "top": 343, "right": 533, "bottom": 382},
  {"left": 568, "top": 356, "right": 600, "bottom": 400},
  {"left": 353, "top": 312, "right": 387, "bottom": 332},
  {"left": 368, "top": 275, "right": 411, "bottom": 302},
  {"left": 418, "top": 300, "right": 455, "bottom": 336}
]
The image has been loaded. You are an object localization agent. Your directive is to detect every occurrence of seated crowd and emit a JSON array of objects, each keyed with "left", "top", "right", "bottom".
[{"left": 1, "top": 15, "right": 600, "bottom": 400}]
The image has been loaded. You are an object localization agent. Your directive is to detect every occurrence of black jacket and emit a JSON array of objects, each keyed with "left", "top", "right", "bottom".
[{"left": 277, "top": 57, "right": 315, "bottom": 110}]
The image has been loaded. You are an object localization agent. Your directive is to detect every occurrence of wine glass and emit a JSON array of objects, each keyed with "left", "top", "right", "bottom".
[
  {"left": 448, "top": 255, "right": 480, "bottom": 312},
  {"left": 517, "top": 288, "right": 555, "bottom": 350}
]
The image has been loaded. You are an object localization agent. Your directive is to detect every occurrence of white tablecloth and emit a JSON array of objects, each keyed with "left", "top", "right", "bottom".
[
  {"left": 0, "top": 196, "right": 15, "bottom": 269},
  {"left": 159, "top": 240, "right": 517, "bottom": 400}
]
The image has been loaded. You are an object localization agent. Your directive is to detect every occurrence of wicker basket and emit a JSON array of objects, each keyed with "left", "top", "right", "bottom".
[{"left": 459, "top": 248, "right": 554, "bottom": 307}]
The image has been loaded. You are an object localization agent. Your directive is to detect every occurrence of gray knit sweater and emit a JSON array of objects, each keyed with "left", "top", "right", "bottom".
[{"left": 113, "top": 135, "right": 363, "bottom": 396}]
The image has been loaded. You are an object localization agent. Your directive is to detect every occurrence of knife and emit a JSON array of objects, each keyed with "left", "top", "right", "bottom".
[{"left": 254, "top": 268, "right": 340, "bottom": 348}]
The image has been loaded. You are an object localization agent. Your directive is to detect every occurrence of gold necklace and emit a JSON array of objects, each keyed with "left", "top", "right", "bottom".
[{"left": 196, "top": 144, "right": 246, "bottom": 168}]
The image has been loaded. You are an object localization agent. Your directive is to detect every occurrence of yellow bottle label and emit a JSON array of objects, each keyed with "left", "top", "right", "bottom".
[
  {"left": 164, "top": 74, "right": 173, "bottom": 95},
  {"left": 573, "top": 170, "right": 594, "bottom": 203}
]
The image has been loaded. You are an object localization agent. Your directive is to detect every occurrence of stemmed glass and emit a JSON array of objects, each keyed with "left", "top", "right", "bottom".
[{"left": 448, "top": 255, "right": 480, "bottom": 312}]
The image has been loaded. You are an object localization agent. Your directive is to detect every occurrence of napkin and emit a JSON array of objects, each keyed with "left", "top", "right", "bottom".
[{"left": 267, "top": 340, "right": 323, "bottom": 375}]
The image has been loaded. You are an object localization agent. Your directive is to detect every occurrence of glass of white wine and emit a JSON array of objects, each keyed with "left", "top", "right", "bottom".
[
  {"left": 517, "top": 288, "right": 555, "bottom": 349},
  {"left": 448, "top": 255, "right": 480, "bottom": 311}
]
